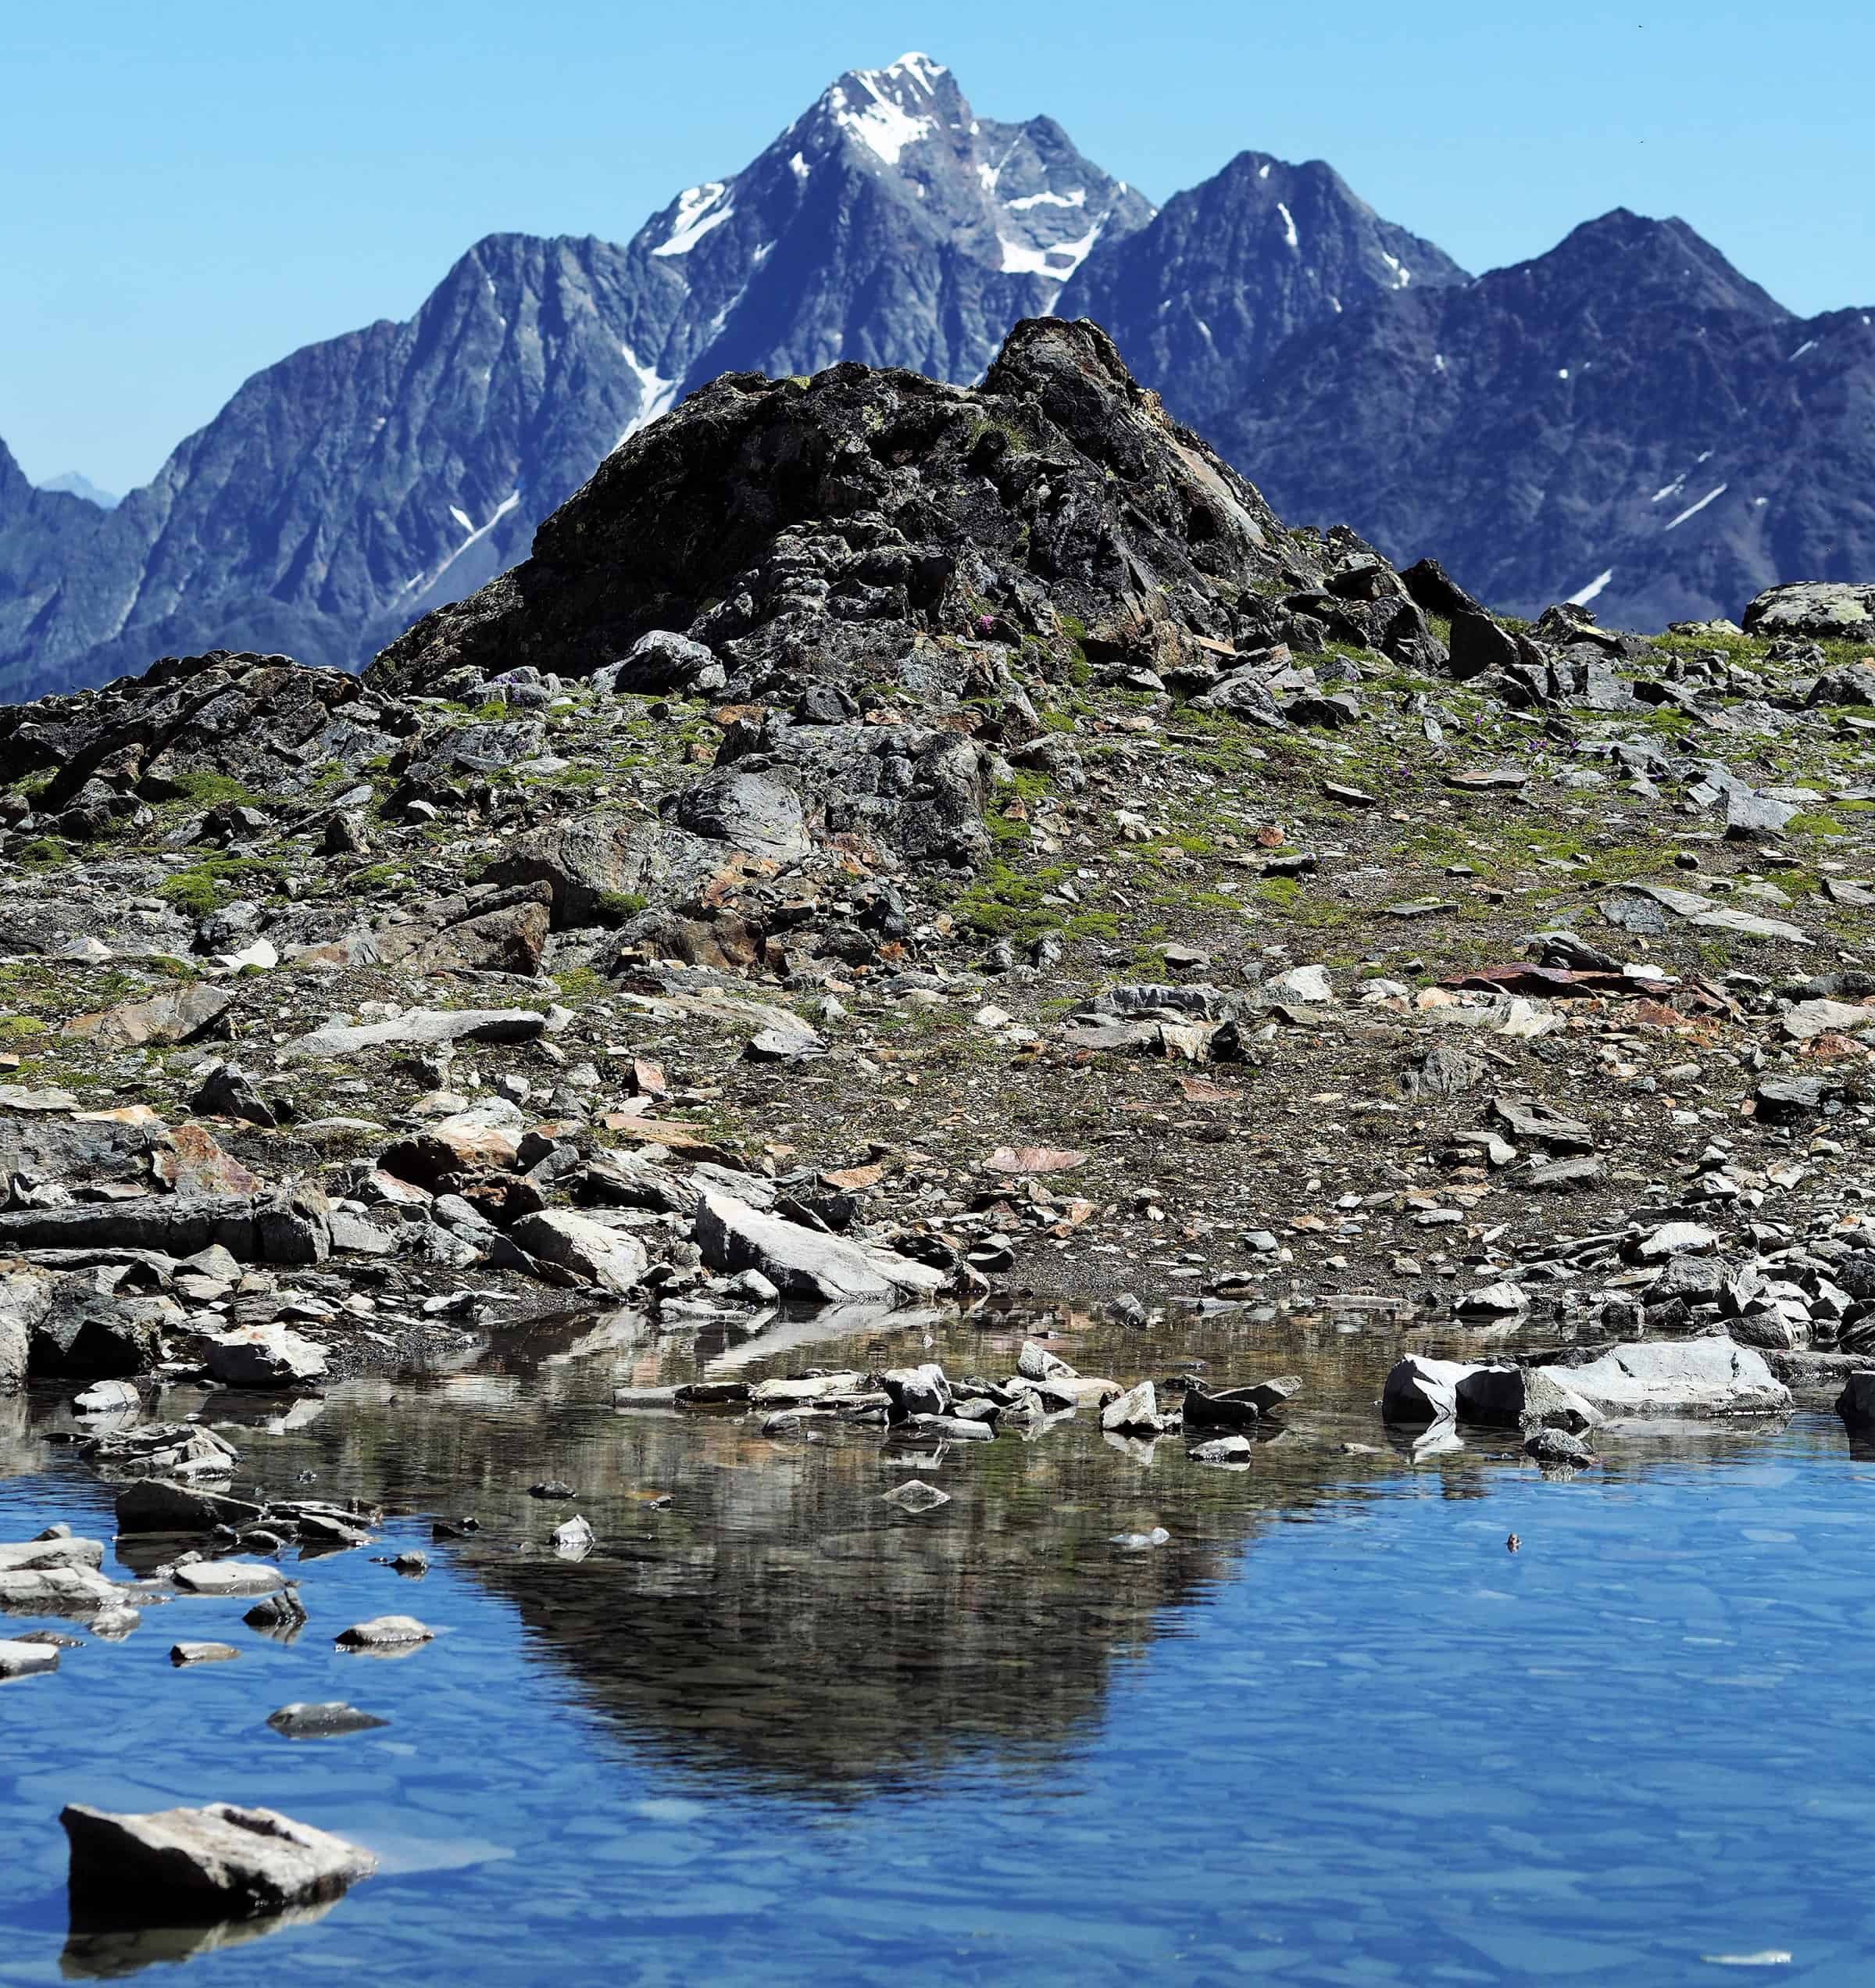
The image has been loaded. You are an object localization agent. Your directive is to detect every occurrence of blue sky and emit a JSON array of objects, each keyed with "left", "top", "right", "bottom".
[{"left": 6, "top": 0, "right": 1869, "bottom": 493}]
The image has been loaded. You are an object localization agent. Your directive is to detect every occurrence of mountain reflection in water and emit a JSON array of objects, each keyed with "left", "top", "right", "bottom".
[
  {"left": 50, "top": 1297, "right": 1785, "bottom": 1793},
  {"left": 2, "top": 1297, "right": 1862, "bottom": 1988}
]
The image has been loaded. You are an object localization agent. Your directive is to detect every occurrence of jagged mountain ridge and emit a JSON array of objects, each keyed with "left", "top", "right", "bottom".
[
  {"left": 9, "top": 58, "right": 1875, "bottom": 703},
  {"left": 0, "top": 55, "right": 1155, "bottom": 700},
  {"left": 1055, "top": 149, "right": 1470, "bottom": 431},
  {"left": 1209, "top": 210, "right": 1875, "bottom": 630}
]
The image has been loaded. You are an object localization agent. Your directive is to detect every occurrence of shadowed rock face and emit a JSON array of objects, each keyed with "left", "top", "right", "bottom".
[{"left": 370, "top": 316, "right": 1316, "bottom": 703}]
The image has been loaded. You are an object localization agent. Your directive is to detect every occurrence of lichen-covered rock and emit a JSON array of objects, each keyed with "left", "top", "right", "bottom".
[{"left": 1743, "top": 582, "right": 1875, "bottom": 642}]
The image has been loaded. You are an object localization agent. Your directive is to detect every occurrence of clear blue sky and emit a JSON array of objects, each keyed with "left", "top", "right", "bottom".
[{"left": 6, "top": 0, "right": 1869, "bottom": 494}]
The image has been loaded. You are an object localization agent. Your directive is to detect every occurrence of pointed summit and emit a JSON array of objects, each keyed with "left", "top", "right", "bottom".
[
  {"left": 607, "top": 54, "right": 1152, "bottom": 421},
  {"left": 812, "top": 52, "right": 962, "bottom": 166},
  {"left": 0, "top": 59, "right": 1153, "bottom": 697},
  {"left": 1520, "top": 209, "right": 1790, "bottom": 320},
  {"left": 1059, "top": 148, "right": 1467, "bottom": 429}
]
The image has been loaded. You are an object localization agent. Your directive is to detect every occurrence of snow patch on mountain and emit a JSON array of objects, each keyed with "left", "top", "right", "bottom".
[
  {"left": 653, "top": 184, "right": 733, "bottom": 258},
  {"left": 403, "top": 489, "right": 521, "bottom": 596},
  {"left": 1005, "top": 188, "right": 1086, "bottom": 211},
  {"left": 614, "top": 345, "right": 678, "bottom": 449},
  {"left": 1664, "top": 484, "right": 1729, "bottom": 531},
  {"left": 828, "top": 55, "right": 948, "bottom": 166}
]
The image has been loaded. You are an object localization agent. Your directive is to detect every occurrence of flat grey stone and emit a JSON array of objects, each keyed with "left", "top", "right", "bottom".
[
  {"left": 0, "top": 1639, "right": 61, "bottom": 1679},
  {"left": 172, "top": 1560, "right": 287, "bottom": 1599},
  {"left": 334, "top": 1614, "right": 433, "bottom": 1650}
]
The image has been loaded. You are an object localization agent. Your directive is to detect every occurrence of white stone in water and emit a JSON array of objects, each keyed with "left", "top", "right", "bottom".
[
  {"left": 1101, "top": 1381, "right": 1162, "bottom": 1433},
  {"left": 0, "top": 1639, "right": 60, "bottom": 1679},
  {"left": 61, "top": 1800, "right": 377, "bottom": 1914},
  {"left": 171, "top": 1641, "right": 241, "bottom": 1666},
  {"left": 883, "top": 1481, "right": 950, "bottom": 1514},
  {"left": 552, "top": 1516, "right": 595, "bottom": 1559},
  {"left": 172, "top": 1560, "right": 288, "bottom": 1599},
  {"left": 334, "top": 1615, "right": 434, "bottom": 1650}
]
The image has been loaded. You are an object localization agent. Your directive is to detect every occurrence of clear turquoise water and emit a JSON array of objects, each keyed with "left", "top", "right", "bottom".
[{"left": 2, "top": 1307, "right": 1872, "bottom": 1984}]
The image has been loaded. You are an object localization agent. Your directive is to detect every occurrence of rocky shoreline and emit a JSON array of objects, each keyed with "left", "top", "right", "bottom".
[{"left": 0, "top": 317, "right": 1870, "bottom": 1486}]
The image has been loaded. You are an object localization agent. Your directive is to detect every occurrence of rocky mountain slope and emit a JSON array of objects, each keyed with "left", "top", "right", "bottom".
[
  {"left": 0, "top": 55, "right": 1151, "bottom": 702},
  {"left": 1055, "top": 148, "right": 1469, "bottom": 431},
  {"left": 1209, "top": 210, "right": 1875, "bottom": 631},
  {"left": 0, "top": 324, "right": 1873, "bottom": 1437}
]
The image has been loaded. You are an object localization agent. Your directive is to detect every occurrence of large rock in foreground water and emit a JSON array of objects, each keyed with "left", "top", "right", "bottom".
[
  {"left": 1555, "top": 1338, "right": 1790, "bottom": 1419},
  {"left": 61, "top": 1801, "right": 376, "bottom": 1918}
]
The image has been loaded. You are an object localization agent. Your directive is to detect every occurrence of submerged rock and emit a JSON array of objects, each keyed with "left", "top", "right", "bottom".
[
  {"left": 172, "top": 1561, "right": 288, "bottom": 1599},
  {"left": 266, "top": 1702, "right": 389, "bottom": 1740},
  {"left": 0, "top": 1639, "right": 61, "bottom": 1679},
  {"left": 334, "top": 1615, "right": 433, "bottom": 1651}
]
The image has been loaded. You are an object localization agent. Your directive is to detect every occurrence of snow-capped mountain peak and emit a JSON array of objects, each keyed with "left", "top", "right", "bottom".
[{"left": 823, "top": 52, "right": 953, "bottom": 165}]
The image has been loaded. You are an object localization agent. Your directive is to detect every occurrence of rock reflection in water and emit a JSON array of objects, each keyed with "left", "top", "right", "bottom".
[
  {"left": 140, "top": 1293, "right": 1595, "bottom": 1793},
  {"left": 60, "top": 1897, "right": 341, "bottom": 1980}
]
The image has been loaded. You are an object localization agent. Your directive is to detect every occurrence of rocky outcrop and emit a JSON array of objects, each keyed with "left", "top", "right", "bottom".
[
  {"left": 372, "top": 316, "right": 1320, "bottom": 703},
  {"left": 1744, "top": 583, "right": 1875, "bottom": 643},
  {"left": 0, "top": 1190, "right": 331, "bottom": 1268}
]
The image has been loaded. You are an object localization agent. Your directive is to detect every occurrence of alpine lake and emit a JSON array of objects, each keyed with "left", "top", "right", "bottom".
[{"left": 2, "top": 1293, "right": 1873, "bottom": 1986}]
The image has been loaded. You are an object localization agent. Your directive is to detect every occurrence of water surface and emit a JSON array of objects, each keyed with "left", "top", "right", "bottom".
[{"left": 2, "top": 1301, "right": 1871, "bottom": 1984}]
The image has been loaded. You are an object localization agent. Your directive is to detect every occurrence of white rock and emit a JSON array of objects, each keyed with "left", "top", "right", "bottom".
[
  {"left": 1561, "top": 1339, "right": 1790, "bottom": 1418},
  {"left": 334, "top": 1614, "right": 433, "bottom": 1650},
  {"left": 692, "top": 1192, "right": 945, "bottom": 1304},
  {"left": 173, "top": 1560, "right": 288, "bottom": 1599},
  {"left": 1263, "top": 964, "right": 1335, "bottom": 1004},
  {"left": 62, "top": 1800, "right": 376, "bottom": 1915},
  {"left": 551, "top": 1516, "right": 594, "bottom": 1560},
  {"left": 205, "top": 1324, "right": 328, "bottom": 1390},
  {"left": 1101, "top": 1380, "right": 1162, "bottom": 1433},
  {"left": 1016, "top": 1340, "right": 1077, "bottom": 1382},
  {"left": 0, "top": 1639, "right": 60, "bottom": 1679}
]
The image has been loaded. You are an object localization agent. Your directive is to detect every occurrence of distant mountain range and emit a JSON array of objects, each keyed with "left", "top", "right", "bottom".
[
  {"left": 2, "top": 52, "right": 1871, "bottom": 702},
  {"left": 34, "top": 473, "right": 118, "bottom": 510}
]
